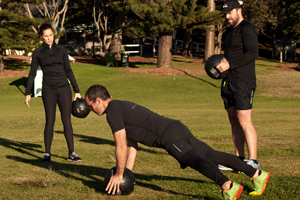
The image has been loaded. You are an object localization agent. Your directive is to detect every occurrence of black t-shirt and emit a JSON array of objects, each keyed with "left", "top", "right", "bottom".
[
  {"left": 223, "top": 20, "right": 258, "bottom": 85},
  {"left": 25, "top": 43, "right": 79, "bottom": 95},
  {"left": 106, "top": 100, "right": 177, "bottom": 147}
]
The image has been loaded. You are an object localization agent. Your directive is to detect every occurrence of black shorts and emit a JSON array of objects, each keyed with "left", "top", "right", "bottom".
[{"left": 221, "top": 81, "right": 256, "bottom": 110}]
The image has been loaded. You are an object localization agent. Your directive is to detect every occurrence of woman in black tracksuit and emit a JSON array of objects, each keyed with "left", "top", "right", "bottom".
[{"left": 25, "top": 24, "right": 82, "bottom": 163}]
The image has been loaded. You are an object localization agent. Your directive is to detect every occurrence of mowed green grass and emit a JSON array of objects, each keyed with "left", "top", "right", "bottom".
[{"left": 0, "top": 57, "right": 299, "bottom": 199}]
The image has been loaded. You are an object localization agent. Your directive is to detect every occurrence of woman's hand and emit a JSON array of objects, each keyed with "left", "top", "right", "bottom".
[
  {"left": 25, "top": 95, "right": 31, "bottom": 107},
  {"left": 74, "top": 93, "right": 81, "bottom": 101}
]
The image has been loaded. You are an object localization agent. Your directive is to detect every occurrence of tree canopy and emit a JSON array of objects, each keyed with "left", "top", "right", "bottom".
[
  {"left": 0, "top": 0, "right": 43, "bottom": 72},
  {"left": 0, "top": 0, "right": 42, "bottom": 53},
  {"left": 126, "top": 0, "right": 222, "bottom": 37},
  {"left": 234, "top": 0, "right": 300, "bottom": 43},
  {"left": 119, "top": 0, "right": 223, "bottom": 68},
  {"left": 283, "top": 0, "right": 300, "bottom": 41}
]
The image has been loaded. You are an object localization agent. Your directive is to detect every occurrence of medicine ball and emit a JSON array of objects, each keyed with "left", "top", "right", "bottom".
[
  {"left": 71, "top": 98, "right": 90, "bottom": 118},
  {"left": 104, "top": 167, "right": 135, "bottom": 196},
  {"left": 205, "top": 54, "right": 229, "bottom": 79}
]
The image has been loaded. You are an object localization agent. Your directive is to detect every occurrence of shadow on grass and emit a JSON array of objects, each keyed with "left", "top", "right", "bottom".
[
  {"left": 74, "top": 55, "right": 106, "bottom": 65},
  {"left": 294, "top": 67, "right": 300, "bottom": 71},
  {"left": 9, "top": 77, "right": 28, "bottom": 95},
  {"left": 0, "top": 137, "right": 66, "bottom": 160},
  {"left": 0, "top": 137, "right": 42, "bottom": 156},
  {"left": 55, "top": 131, "right": 169, "bottom": 156},
  {"left": 7, "top": 155, "right": 213, "bottom": 198},
  {"left": 4, "top": 63, "right": 31, "bottom": 70},
  {"left": 172, "top": 58, "right": 200, "bottom": 63},
  {"left": 176, "top": 69, "right": 220, "bottom": 88},
  {"left": 127, "top": 62, "right": 157, "bottom": 68},
  {"left": 6, "top": 155, "right": 109, "bottom": 193},
  {"left": 2, "top": 137, "right": 216, "bottom": 198}
]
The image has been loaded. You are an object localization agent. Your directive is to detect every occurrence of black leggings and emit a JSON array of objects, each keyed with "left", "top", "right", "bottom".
[
  {"left": 42, "top": 85, "right": 74, "bottom": 154},
  {"left": 165, "top": 122, "right": 257, "bottom": 187}
]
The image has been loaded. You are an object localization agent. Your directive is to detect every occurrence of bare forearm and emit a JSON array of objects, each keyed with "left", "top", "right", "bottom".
[
  {"left": 115, "top": 145, "right": 127, "bottom": 176},
  {"left": 107, "top": 129, "right": 128, "bottom": 195},
  {"left": 126, "top": 138, "right": 138, "bottom": 171},
  {"left": 126, "top": 146, "right": 137, "bottom": 171}
]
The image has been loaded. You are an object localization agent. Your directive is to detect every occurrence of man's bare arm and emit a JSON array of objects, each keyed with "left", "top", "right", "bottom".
[{"left": 126, "top": 137, "right": 138, "bottom": 171}]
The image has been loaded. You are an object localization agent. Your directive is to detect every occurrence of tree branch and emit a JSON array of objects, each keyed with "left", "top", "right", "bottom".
[
  {"left": 24, "top": 3, "right": 37, "bottom": 33},
  {"left": 36, "top": 4, "right": 45, "bottom": 17}
]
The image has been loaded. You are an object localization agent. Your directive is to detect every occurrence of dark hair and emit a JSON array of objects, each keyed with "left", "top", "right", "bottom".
[
  {"left": 85, "top": 85, "right": 111, "bottom": 101},
  {"left": 38, "top": 24, "right": 54, "bottom": 37}
]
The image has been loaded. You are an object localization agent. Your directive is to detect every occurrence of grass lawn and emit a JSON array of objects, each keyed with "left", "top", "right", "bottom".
[{"left": 0, "top": 57, "right": 299, "bottom": 199}]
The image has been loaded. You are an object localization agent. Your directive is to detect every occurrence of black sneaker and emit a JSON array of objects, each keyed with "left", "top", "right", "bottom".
[
  {"left": 67, "top": 152, "right": 82, "bottom": 162},
  {"left": 42, "top": 153, "right": 51, "bottom": 163}
]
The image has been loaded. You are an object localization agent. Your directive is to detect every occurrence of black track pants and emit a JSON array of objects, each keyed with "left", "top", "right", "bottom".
[
  {"left": 179, "top": 140, "right": 257, "bottom": 187},
  {"left": 42, "top": 85, "right": 74, "bottom": 154},
  {"left": 165, "top": 122, "right": 257, "bottom": 187}
]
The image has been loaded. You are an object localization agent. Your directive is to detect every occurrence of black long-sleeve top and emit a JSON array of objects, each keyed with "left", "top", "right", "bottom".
[
  {"left": 25, "top": 42, "right": 80, "bottom": 96},
  {"left": 223, "top": 20, "right": 258, "bottom": 86}
]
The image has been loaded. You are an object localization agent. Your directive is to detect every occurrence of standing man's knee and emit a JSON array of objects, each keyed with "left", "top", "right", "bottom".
[{"left": 236, "top": 109, "right": 253, "bottom": 128}]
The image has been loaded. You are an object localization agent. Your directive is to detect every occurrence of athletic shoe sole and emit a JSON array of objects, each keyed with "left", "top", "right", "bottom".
[
  {"left": 218, "top": 164, "right": 233, "bottom": 171},
  {"left": 67, "top": 158, "right": 82, "bottom": 162},
  {"left": 235, "top": 185, "right": 243, "bottom": 199}
]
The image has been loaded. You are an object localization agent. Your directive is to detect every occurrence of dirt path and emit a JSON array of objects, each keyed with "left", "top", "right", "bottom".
[{"left": 1, "top": 55, "right": 299, "bottom": 79}]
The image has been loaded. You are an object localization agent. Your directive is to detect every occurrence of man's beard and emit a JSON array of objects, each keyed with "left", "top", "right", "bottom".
[{"left": 230, "top": 15, "right": 240, "bottom": 27}]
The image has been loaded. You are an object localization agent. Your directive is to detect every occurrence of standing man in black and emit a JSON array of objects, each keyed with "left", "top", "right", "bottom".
[
  {"left": 216, "top": 0, "right": 260, "bottom": 170},
  {"left": 85, "top": 84, "right": 270, "bottom": 200}
]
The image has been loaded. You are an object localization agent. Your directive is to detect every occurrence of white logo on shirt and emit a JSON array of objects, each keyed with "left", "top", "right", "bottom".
[{"left": 132, "top": 105, "right": 137, "bottom": 109}]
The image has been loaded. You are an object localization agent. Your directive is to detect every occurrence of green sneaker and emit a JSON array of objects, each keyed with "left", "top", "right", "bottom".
[
  {"left": 249, "top": 170, "right": 270, "bottom": 196},
  {"left": 222, "top": 182, "right": 243, "bottom": 200}
]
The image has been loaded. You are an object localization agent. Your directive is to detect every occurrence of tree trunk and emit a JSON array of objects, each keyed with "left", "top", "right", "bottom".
[
  {"left": 204, "top": 0, "right": 215, "bottom": 62},
  {"left": 0, "top": 53, "right": 4, "bottom": 73},
  {"left": 102, "top": 34, "right": 112, "bottom": 55},
  {"left": 215, "top": 23, "right": 223, "bottom": 54},
  {"left": 0, "top": 0, "right": 4, "bottom": 73},
  {"left": 182, "top": 28, "right": 193, "bottom": 58},
  {"left": 102, "top": 15, "right": 112, "bottom": 55},
  {"left": 109, "top": 13, "right": 124, "bottom": 54},
  {"left": 204, "top": 26, "right": 215, "bottom": 62},
  {"left": 157, "top": 33, "right": 173, "bottom": 68},
  {"left": 109, "top": 33, "right": 120, "bottom": 53},
  {"left": 0, "top": 2, "right": 2, "bottom": 73},
  {"left": 93, "top": 1, "right": 110, "bottom": 57}
]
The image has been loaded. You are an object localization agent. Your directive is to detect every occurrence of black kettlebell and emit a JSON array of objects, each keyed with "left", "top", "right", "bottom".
[
  {"left": 71, "top": 97, "right": 90, "bottom": 118},
  {"left": 104, "top": 167, "right": 135, "bottom": 196},
  {"left": 205, "top": 54, "right": 229, "bottom": 79}
]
